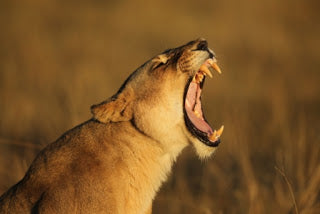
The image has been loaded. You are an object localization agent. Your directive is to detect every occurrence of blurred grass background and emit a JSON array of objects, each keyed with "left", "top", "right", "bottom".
[{"left": 0, "top": 0, "right": 319, "bottom": 213}]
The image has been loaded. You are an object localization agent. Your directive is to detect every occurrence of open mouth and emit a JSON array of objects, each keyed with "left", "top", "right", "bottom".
[{"left": 184, "top": 58, "right": 224, "bottom": 147}]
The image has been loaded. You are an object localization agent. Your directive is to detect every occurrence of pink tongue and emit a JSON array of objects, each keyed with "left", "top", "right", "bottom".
[{"left": 185, "top": 82, "right": 213, "bottom": 135}]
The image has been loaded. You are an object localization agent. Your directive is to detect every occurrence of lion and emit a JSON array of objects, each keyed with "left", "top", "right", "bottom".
[{"left": 0, "top": 38, "right": 223, "bottom": 214}]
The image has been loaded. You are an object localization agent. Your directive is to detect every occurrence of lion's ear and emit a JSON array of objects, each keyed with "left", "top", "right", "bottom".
[
  {"left": 151, "top": 54, "right": 168, "bottom": 70},
  {"left": 91, "top": 88, "right": 134, "bottom": 123}
]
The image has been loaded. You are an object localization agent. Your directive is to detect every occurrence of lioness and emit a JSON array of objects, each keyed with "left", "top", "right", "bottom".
[{"left": 0, "top": 38, "right": 223, "bottom": 214}]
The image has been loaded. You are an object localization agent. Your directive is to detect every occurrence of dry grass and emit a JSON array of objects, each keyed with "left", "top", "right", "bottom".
[{"left": 0, "top": 0, "right": 319, "bottom": 213}]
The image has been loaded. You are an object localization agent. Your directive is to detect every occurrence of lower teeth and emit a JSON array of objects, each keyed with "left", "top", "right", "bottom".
[{"left": 209, "top": 125, "right": 224, "bottom": 141}]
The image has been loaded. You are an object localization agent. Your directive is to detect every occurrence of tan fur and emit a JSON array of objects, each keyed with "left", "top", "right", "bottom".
[{"left": 0, "top": 38, "right": 219, "bottom": 213}]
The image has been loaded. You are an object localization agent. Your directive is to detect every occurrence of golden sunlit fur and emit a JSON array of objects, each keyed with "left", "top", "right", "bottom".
[{"left": 0, "top": 38, "right": 219, "bottom": 214}]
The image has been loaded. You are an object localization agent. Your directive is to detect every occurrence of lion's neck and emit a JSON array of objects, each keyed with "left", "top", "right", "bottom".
[{"left": 118, "top": 122, "right": 187, "bottom": 213}]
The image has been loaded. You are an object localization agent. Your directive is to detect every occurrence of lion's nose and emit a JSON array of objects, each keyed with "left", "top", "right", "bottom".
[
  {"left": 196, "top": 40, "right": 215, "bottom": 58},
  {"left": 196, "top": 40, "right": 208, "bottom": 51}
]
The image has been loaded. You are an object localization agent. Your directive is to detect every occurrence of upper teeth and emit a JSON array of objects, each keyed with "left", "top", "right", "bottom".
[
  {"left": 199, "top": 64, "right": 213, "bottom": 78},
  {"left": 193, "top": 58, "right": 222, "bottom": 83},
  {"left": 193, "top": 71, "right": 203, "bottom": 83},
  {"left": 203, "top": 58, "right": 222, "bottom": 76},
  {"left": 210, "top": 61, "right": 222, "bottom": 74}
]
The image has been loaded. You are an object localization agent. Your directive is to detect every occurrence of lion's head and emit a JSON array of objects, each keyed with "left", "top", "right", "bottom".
[{"left": 91, "top": 38, "right": 223, "bottom": 158}]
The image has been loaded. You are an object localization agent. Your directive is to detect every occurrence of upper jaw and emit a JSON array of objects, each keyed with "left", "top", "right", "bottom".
[{"left": 192, "top": 57, "right": 221, "bottom": 84}]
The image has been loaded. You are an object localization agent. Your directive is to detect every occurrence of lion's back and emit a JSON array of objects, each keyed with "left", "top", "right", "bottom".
[{"left": 0, "top": 119, "right": 125, "bottom": 213}]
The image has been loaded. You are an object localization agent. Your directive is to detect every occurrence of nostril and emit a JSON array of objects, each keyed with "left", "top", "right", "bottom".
[{"left": 197, "top": 41, "right": 208, "bottom": 51}]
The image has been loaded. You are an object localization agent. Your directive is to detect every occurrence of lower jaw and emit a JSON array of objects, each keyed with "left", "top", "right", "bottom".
[
  {"left": 183, "top": 109, "right": 221, "bottom": 148},
  {"left": 183, "top": 78, "right": 221, "bottom": 148}
]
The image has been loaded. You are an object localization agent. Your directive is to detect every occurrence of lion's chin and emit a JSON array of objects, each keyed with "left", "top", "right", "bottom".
[{"left": 188, "top": 135, "right": 218, "bottom": 159}]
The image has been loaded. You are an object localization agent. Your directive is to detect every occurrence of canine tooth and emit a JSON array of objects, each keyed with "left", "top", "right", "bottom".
[
  {"left": 211, "top": 62, "right": 222, "bottom": 74},
  {"left": 207, "top": 58, "right": 214, "bottom": 64},
  {"left": 209, "top": 126, "right": 224, "bottom": 141},
  {"left": 216, "top": 125, "right": 224, "bottom": 137},
  {"left": 199, "top": 64, "right": 213, "bottom": 78},
  {"left": 209, "top": 130, "right": 217, "bottom": 141}
]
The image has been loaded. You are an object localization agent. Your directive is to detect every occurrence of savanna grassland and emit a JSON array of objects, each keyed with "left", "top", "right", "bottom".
[{"left": 0, "top": 0, "right": 319, "bottom": 213}]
